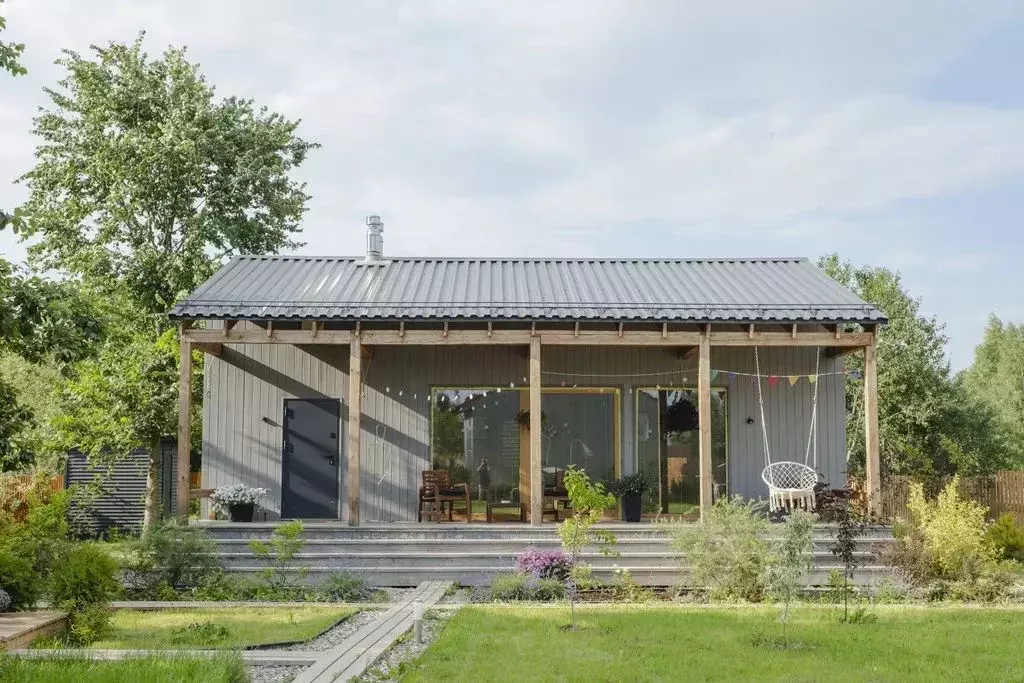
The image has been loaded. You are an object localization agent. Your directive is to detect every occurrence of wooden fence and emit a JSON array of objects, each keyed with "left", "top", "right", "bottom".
[
  {"left": 0, "top": 473, "right": 65, "bottom": 522},
  {"left": 881, "top": 471, "right": 1024, "bottom": 525}
]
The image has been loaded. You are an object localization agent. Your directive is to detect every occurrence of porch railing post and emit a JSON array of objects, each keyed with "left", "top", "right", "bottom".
[
  {"left": 529, "top": 336, "right": 542, "bottom": 526},
  {"left": 863, "top": 331, "right": 881, "bottom": 519},
  {"left": 176, "top": 326, "right": 192, "bottom": 521},
  {"left": 698, "top": 325, "right": 713, "bottom": 521},
  {"left": 348, "top": 331, "right": 363, "bottom": 526}
]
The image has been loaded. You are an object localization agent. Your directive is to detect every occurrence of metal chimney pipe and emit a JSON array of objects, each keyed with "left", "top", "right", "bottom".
[{"left": 365, "top": 215, "right": 383, "bottom": 261}]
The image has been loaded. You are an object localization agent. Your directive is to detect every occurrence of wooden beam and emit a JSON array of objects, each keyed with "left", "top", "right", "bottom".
[
  {"left": 398, "top": 321, "right": 405, "bottom": 337},
  {"left": 698, "top": 325, "right": 713, "bottom": 521},
  {"left": 662, "top": 322, "right": 668, "bottom": 339},
  {"left": 181, "top": 326, "right": 875, "bottom": 348},
  {"left": 442, "top": 321, "right": 448, "bottom": 338},
  {"left": 176, "top": 332, "right": 192, "bottom": 521},
  {"left": 311, "top": 320, "right": 319, "bottom": 338},
  {"left": 266, "top": 321, "right": 273, "bottom": 337},
  {"left": 193, "top": 342, "right": 222, "bottom": 357},
  {"left": 487, "top": 321, "right": 493, "bottom": 337},
  {"left": 617, "top": 322, "right": 624, "bottom": 337},
  {"left": 791, "top": 323, "right": 798, "bottom": 339},
  {"left": 222, "top": 320, "right": 237, "bottom": 337},
  {"left": 683, "top": 346, "right": 699, "bottom": 360},
  {"left": 574, "top": 321, "right": 580, "bottom": 337},
  {"left": 529, "top": 336, "right": 542, "bottom": 526},
  {"left": 347, "top": 332, "right": 363, "bottom": 526},
  {"left": 863, "top": 334, "right": 881, "bottom": 520},
  {"left": 748, "top": 323, "right": 755, "bottom": 339}
]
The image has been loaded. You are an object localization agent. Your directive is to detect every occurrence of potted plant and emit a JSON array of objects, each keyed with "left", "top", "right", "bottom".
[
  {"left": 608, "top": 473, "right": 650, "bottom": 523},
  {"left": 211, "top": 484, "right": 269, "bottom": 522}
]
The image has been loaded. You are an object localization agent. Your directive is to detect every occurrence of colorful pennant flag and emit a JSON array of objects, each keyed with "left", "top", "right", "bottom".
[
  {"left": 808, "top": 374, "right": 818, "bottom": 385},
  {"left": 726, "top": 372, "right": 736, "bottom": 383},
  {"left": 788, "top": 375, "right": 799, "bottom": 386},
  {"left": 710, "top": 370, "right": 719, "bottom": 382},
  {"left": 768, "top": 376, "right": 779, "bottom": 388}
]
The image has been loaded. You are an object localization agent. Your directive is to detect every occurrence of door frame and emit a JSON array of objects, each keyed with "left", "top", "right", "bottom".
[{"left": 281, "top": 397, "right": 343, "bottom": 520}]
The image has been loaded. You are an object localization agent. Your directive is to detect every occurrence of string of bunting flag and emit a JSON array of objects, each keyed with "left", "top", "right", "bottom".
[{"left": 540, "top": 368, "right": 863, "bottom": 385}]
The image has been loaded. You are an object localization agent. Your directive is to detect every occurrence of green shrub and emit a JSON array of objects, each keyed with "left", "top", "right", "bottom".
[
  {"left": 532, "top": 578, "right": 566, "bottom": 601},
  {"left": 49, "top": 544, "right": 119, "bottom": 645},
  {"left": 317, "top": 572, "right": 371, "bottom": 602},
  {"left": 610, "top": 568, "right": 654, "bottom": 603},
  {"left": 171, "top": 621, "right": 231, "bottom": 645},
  {"left": 488, "top": 573, "right": 530, "bottom": 601},
  {"left": 0, "top": 548, "right": 39, "bottom": 610},
  {"left": 666, "top": 496, "right": 770, "bottom": 601},
  {"left": 906, "top": 477, "right": 993, "bottom": 581},
  {"left": 985, "top": 514, "right": 1024, "bottom": 562},
  {"left": 249, "top": 520, "right": 308, "bottom": 599},
  {"left": 872, "top": 576, "right": 909, "bottom": 604},
  {"left": 121, "top": 520, "right": 222, "bottom": 598}
]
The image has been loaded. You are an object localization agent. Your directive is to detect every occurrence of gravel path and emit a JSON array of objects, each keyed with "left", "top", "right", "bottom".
[
  {"left": 356, "top": 610, "right": 456, "bottom": 682},
  {"left": 249, "top": 664, "right": 302, "bottom": 683}
]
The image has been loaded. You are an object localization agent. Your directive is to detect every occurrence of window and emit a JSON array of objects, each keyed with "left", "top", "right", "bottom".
[
  {"left": 431, "top": 389, "right": 521, "bottom": 511},
  {"left": 429, "top": 387, "right": 620, "bottom": 517},
  {"left": 636, "top": 388, "right": 727, "bottom": 518}
]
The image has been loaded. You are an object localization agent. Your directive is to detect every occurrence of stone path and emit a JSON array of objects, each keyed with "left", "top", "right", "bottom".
[{"left": 293, "top": 581, "right": 451, "bottom": 683}]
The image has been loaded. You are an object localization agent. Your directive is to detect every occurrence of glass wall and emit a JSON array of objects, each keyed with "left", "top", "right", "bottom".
[
  {"left": 429, "top": 387, "right": 620, "bottom": 518},
  {"left": 541, "top": 391, "right": 618, "bottom": 489},
  {"left": 636, "top": 388, "right": 727, "bottom": 518},
  {"left": 431, "top": 389, "right": 521, "bottom": 514}
]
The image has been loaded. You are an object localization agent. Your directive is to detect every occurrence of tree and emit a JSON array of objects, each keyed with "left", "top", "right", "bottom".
[
  {"left": 961, "top": 317, "right": 1024, "bottom": 466},
  {"left": 17, "top": 35, "right": 317, "bottom": 316},
  {"left": 0, "top": 0, "right": 26, "bottom": 77},
  {"left": 54, "top": 321, "right": 200, "bottom": 525},
  {"left": 0, "top": 262, "right": 101, "bottom": 469},
  {"left": 15, "top": 35, "right": 316, "bottom": 521},
  {"left": 820, "top": 255, "right": 1011, "bottom": 481}
]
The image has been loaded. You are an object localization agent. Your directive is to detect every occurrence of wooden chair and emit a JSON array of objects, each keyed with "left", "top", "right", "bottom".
[
  {"left": 542, "top": 468, "right": 572, "bottom": 522},
  {"left": 418, "top": 470, "right": 472, "bottom": 523}
]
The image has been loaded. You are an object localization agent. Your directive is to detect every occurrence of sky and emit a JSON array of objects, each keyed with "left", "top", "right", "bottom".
[{"left": 1, "top": 1, "right": 1022, "bottom": 370}]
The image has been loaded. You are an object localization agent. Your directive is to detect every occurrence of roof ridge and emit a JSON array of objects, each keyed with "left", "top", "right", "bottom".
[{"left": 234, "top": 255, "right": 811, "bottom": 263}]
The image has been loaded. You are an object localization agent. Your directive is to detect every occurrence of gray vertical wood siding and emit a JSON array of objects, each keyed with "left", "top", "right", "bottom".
[{"left": 202, "top": 341, "right": 847, "bottom": 520}]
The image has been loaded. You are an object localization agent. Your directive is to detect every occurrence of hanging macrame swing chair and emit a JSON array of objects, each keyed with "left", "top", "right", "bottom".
[{"left": 755, "top": 347, "right": 821, "bottom": 512}]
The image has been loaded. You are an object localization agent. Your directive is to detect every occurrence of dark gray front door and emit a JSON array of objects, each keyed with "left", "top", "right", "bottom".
[{"left": 282, "top": 398, "right": 341, "bottom": 519}]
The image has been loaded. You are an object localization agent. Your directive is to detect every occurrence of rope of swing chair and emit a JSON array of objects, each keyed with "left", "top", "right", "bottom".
[{"left": 755, "top": 346, "right": 822, "bottom": 487}]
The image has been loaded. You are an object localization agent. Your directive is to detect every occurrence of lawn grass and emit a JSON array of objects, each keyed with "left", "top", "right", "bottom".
[
  {"left": 0, "top": 654, "right": 247, "bottom": 682},
  {"left": 404, "top": 606, "right": 1024, "bottom": 682},
  {"left": 81, "top": 606, "right": 357, "bottom": 650}
]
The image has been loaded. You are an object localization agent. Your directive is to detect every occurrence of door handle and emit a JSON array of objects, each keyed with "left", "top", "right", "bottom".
[{"left": 329, "top": 432, "right": 337, "bottom": 439}]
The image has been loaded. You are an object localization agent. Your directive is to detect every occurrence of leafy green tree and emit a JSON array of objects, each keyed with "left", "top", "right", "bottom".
[
  {"left": 0, "top": 0, "right": 26, "bottom": 77},
  {"left": 0, "top": 262, "right": 101, "bottom": 470},
  {"left": 820, "top": 255, "right": 1011, "bottom": 480},
  {"left": 961, "top": 317, "right": 1024, "bottom": 466},
  {"left": 14, "top": 35, "right": 316, "bottom": 520},
  {"left": 17, "top": 34, "right": 317, "bottom": 316},
  {"left": 54, "top": 320, "right": 199, "bottom": 525}
]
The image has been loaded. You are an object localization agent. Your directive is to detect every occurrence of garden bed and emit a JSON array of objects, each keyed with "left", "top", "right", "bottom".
[
  {"left": 35, "top": 607, "right": 359, "bottom": 651},
  {"left": 399, "top": 605, "right": 1024, "bottom": 682}
]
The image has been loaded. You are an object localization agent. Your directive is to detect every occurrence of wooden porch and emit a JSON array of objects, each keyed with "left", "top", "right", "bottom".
[{"left": 177, "top": 321, "right": 881, "bottom": 525}]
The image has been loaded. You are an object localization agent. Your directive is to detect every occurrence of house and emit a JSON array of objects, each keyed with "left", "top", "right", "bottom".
[{"left": 169, "top": 217, "right": 886, "bottom": 525}]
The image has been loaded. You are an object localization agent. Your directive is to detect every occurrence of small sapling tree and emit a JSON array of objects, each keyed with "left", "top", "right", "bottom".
[{"left": 557, "top": 466, "right": 617, "bottom": 630}]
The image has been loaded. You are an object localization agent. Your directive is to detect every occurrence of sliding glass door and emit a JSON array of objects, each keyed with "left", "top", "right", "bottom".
[{"left": 636, "top": 388, "right": 727, "bottom": 518}]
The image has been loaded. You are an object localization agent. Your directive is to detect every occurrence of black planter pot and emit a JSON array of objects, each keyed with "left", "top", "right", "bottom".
[
  {"left": 621, "top": 495, "right": 643, "bottom": 523},
  {"left": 228, "top": 503, "right": 255, "bottom": 522}
]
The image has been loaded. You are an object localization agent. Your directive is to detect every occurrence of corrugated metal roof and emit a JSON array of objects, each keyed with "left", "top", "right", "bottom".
[{"left": 170, "top": 256, "right": 886, "bottom": 324}]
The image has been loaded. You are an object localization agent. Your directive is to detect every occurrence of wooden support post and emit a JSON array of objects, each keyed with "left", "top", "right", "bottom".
[
  {"left": 529, "top": 336, "right": 542, "bottom": 526},
  {"left": 176, "top": 330, "right": 192, "bottom": 521},
  {"left": 698, "top": 325, "right": 713, "bottom": 521},
  {"left": 347, "top": 332, "right": 363, "bottom": 525},
  {"left": 863, "top": 335, "right": 881, "bottom": 519}
]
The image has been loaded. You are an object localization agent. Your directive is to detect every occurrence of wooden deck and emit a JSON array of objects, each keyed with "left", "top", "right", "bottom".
[{"left": 0, "top": 612, "right": 66, "bottom": 651}]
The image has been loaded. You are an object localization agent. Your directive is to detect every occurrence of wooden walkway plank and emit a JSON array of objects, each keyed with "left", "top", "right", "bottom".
[{"left": 294, "top": 581, "right": 450, "bottom": 683}]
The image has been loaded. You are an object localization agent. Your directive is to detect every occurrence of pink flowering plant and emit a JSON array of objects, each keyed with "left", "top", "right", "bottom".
[{"left": 514, "top": 548, "right": 573, "bottom": 581}]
